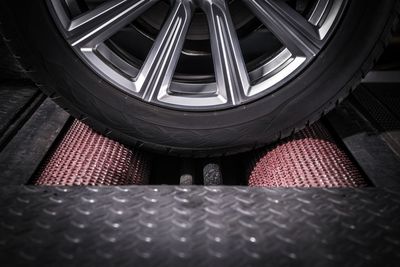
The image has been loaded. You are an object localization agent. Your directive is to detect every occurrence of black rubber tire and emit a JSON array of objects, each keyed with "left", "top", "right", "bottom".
[
  {"left": 0, "top": 34, "right": 27, "bottom": 82},
  {"left": 0, "top": 0, "right": 399, "bottom": 157}
]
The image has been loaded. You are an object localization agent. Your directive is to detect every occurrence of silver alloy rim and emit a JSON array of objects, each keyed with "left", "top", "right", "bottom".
[{"left": 48, "top": 0, "right": 346, "bottom": 110}]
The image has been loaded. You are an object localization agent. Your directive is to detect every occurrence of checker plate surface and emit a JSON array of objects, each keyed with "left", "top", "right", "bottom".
[{"left": 0, "top": 186, "right": 399, "bottom": 267}]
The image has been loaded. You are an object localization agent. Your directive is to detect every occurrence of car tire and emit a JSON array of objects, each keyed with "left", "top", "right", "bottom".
[{"left": 0, "top": 0, "right": 398, "bottom": 156}]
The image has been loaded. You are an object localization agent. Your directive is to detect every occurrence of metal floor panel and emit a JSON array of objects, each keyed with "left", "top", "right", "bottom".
[{"left": 0, "top": 186, "right": 399, "bottom": 267}]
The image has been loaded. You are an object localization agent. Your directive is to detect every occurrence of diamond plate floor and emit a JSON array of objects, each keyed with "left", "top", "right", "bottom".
[{"left": 0, "top": 186, "right": 399, "bottom": 267}]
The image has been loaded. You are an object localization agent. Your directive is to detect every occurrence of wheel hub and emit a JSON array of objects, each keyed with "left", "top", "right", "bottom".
[{"left": 135, "top": 0, "right": 258, "bottom": 41}]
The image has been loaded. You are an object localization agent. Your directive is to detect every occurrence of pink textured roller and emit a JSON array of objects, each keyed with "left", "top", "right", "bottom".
[
  {"left": 248, "top": 122, "right": 368, "bottom": 187},
  {"left": 35, "top": 120, "right": 149, "bottom": 186}
]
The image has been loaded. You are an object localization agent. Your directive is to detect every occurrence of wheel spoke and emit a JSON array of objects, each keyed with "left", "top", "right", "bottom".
[
  {"left": 244, "top": 0, "right": 322, "bottom": 58},
  {"left": 61, "top": 0, "right": 160, "bottom": 48},
  {"left": 309, "top": 0, "right": 330, "bottom": 25},
  {"left": 136, "top": 0, "right": 194, "bottom": 102},
  {"left": 200, "top": 0, "right": 251, "bottom": 104}
]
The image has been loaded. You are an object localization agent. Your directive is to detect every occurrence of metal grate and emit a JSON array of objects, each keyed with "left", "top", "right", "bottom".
[
  {"left": 248, "top": 122, "right": 368, "bottom": 187},
  {"left": 34, "top": 120, "right": 149, "bottom": 186}
]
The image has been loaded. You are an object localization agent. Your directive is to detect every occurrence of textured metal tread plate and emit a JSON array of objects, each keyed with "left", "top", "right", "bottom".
[
  {"left": 1, "top": 186, "right": 399, "bottom": 267},
  {"left": 353, "top": 84, "right": 400, "bottom": 157},
  {"left": 353, "top": 87, "right": 400, "bottom": 133},
  {"left": 365, "top": 83, "right": 400, "bottom": 119}
]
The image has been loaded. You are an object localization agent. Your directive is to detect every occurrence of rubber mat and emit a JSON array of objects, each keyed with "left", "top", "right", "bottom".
[
  {"left": 248, "top": 122, "right": 368, "bottom": 187},
  {"left": 34, "top": 120, "right": 149, "bottom": 186}
]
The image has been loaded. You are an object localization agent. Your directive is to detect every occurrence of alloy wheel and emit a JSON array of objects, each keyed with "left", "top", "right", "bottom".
[{"left": 48, "top": 0, "right": 346, "bottom": 110}]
